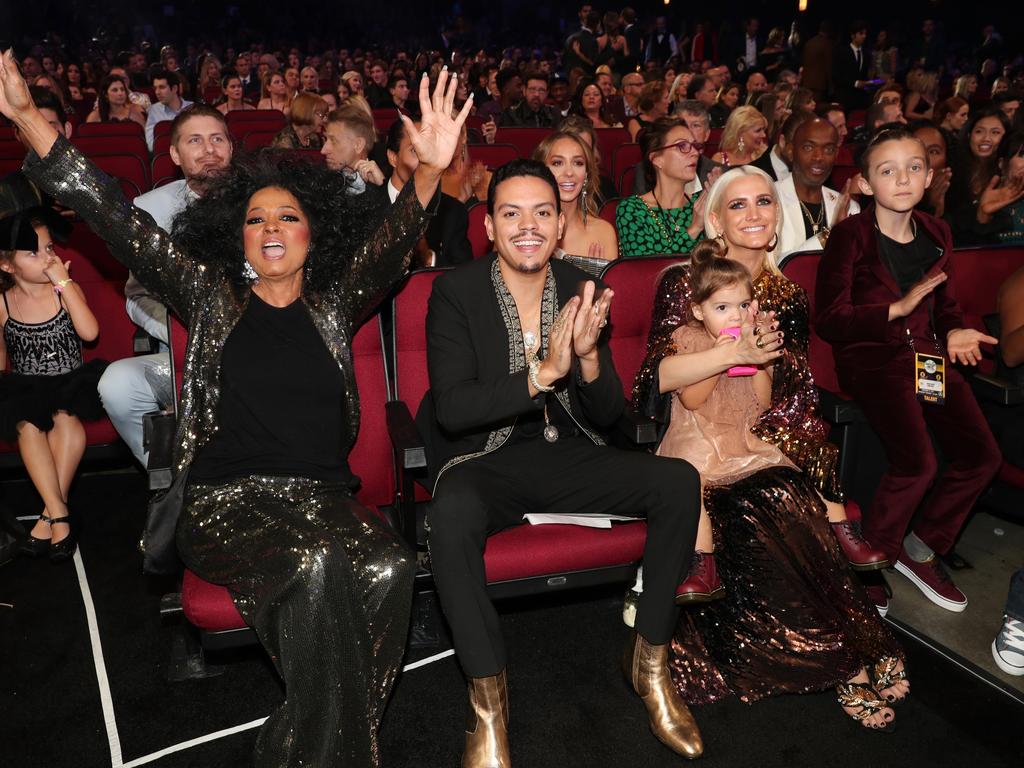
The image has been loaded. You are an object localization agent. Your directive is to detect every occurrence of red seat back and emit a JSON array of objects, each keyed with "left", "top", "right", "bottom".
[
  {"left": 88, "top": 152, "right": 150, "bottom": 195},
  {"left": 598, "top": 198, "right": 619, "bottom": 226},
  {"left": 601, "top": 257, "right": 684, "bottom": 399},
  {"left": 73, "top": 134, "right": 149, "bottom": 164},
  {"left": 610, "top": 143, "right": 642, "bottom": 189},
  {"left": 618, "top": 166, "right": 637, "bottom": 197},
  {"left": 497, "top": 127, "right": 551, "bottom": 160},
  {"left": 830, "top": 164, "right": 860, "bottom": 191},
  {"left": 226, "top": 109, "right": 288, "bottom": 125},
  {"left": 242, "top": 131, "right": 278, "bottom": 150},
  {"left": 467, "top": 201, "right": 491, "bottom": 258},
  {"left": 349, "top": 317, "right": 396, "bottom": 508},
  {"left": 595, "top": 128, "right": 630, "bottom": 176},
  {"left": 75, "top": 122, "right": 145, "bottom": 139},
  {"left": 780, "top": 250, "right": 844, "bottom": 395},
  {"left": 151, "top": 152, "right": 182, "bottom": 187},
  {"left": 468, "top": 143, "right": 520, "bottom": 171}
]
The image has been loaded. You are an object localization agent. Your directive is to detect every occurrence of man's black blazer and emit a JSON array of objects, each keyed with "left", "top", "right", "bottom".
[
  {"left": 415, "top": 254, "right": 625, "bottom": 491},
  {"left": 364, "top": 183, "right": 472, "bottom": 267}
]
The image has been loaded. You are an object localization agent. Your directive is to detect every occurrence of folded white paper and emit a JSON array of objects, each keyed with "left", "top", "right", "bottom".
[{"left": 523, "top": 513, "right": 642, "bottom": 529}]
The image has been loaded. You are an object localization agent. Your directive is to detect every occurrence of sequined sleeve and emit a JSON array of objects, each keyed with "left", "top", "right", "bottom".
[
  {"left": 632, "top": 264, "right": 694, "bottom": 423},
  {"left": 336, "top": 181, "right": 435, "bottom": 329},
  {"left": 23, "top": 135, "right": 208, "bottom": 324}
]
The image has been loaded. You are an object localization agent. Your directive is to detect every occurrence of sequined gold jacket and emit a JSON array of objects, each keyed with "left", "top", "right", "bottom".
[
  {"left": 633, "top": 263, "right": 843, "bottom": 500},
  {"left": 25, "top": 136, "right": 432, "bottom": 478}
]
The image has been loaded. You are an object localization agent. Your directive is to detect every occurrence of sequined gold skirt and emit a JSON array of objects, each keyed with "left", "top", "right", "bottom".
[
  {"left": 177, "top": 475, "right": 415, "bottom": 767},
  {"left": 670, "top": 467, "right": 902, "bottom": 705}
]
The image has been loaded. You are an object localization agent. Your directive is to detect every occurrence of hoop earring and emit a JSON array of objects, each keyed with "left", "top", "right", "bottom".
[
  {"left": 765, "top": 233, "right": 779, "bottom": 253},
  {"left": 242, "top": 259, "right": 259, "bottom": 282},
  {"left": 714, "top": 233, "right": 729, "bottom": 257}
]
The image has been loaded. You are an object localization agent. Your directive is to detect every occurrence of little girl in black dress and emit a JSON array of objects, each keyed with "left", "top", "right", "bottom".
[{"left": 0, "top": 175, "right": 106, "bottom": 562}]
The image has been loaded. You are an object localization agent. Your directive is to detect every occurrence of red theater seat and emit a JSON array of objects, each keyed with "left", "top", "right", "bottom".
[
  {"left": 466, "top": 201, "right": 491, "bottom": 258},
  {"left": 468, "top": 143, "right": 519, "bottom": 170},
  {"left": 390, "top": 269, "right": 648, "bottom": 599},
  {"left": 181, "top": 316, "right": 398, "bottom": 641}
]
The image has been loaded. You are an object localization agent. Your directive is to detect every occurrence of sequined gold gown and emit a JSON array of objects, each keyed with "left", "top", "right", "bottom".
[
  {"left": 26, "top": 136, "right": 424, "bottom": 766},
  {"left": 635, "top": 265, "right": 902, "bottom": 704}
]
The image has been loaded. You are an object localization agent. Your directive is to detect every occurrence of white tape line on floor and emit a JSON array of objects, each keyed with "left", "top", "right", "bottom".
[
  {"left": 73, "top": 548, "right": 125, "bottom": 767},
  {"left": 120, "top": 718, "right": 269, "bottom": 768}
]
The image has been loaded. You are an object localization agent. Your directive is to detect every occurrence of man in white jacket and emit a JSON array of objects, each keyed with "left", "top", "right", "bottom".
[
  {"left": 97, "top": 105, "right": 232, "bottom": 464},
  {"left": 774, "top": 116, "right": 858, "bottom": 264}
]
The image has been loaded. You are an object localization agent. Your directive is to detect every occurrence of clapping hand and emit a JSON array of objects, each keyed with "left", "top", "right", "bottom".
[
  {"left": 402, "top": 68, "right": 473, "bottom": 174},
  {"left": 947, "top": 328, "right": 997, "bottom": 366},
  {"left": 572, "top": 280, "right": 614, "bottom": 361},
  {"left": 538, "top": 297, "right": 580, "bottom": 385},
  {"left": 889, "top": 271, "right": 947, "bottom": 320},
  {"left": 833, "top": 178, "right": 855, "bottom": 225},
  {"left": 977, "top": 174, "right": 1024, "bottom": 224},
  {"left": 720, "top": 299, "right": 784, "bottom": 365}
]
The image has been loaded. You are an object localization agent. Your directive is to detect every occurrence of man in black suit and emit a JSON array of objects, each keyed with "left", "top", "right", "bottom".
[
  {"left": 371, "top": 119, "right": 472, "bottom": 268},
  {"left": 417, "top": 160, "right": 702, "bottom": 766},
  {"left": 832, "top": 20, "right": 871, "bottom": 111},
  {"left": 563, "top": 9, "right": 603, "bottom": 75},
  {"left": 234, "top": 52, "right": 260, "bottom": 101}
]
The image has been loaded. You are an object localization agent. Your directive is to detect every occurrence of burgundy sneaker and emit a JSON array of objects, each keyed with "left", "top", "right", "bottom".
[
  {"left": 893, "top": 550, "right": 968, "bottom": 613},
  {"left": 830, "top": 521, "right": 890, "bottom": 571},
  {"left": 865, "top": 585, "right": 889, "bottom": 618},
  {"left": 675, "top": 552, "right": 725, "bottom": 605}
]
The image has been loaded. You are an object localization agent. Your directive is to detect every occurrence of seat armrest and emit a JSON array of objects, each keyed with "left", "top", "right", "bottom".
[
  {"left": 386, "top": 400, "right": 427, "bottom": 470},
  {"left": 817, "top": 388, "right": 864, "bottom": 425},
  {"left": 615, "top": 409, "right": 658, "bottom": 446},
  {"left": 971, "top": 373, "right": 1024, "bottom": 406}
]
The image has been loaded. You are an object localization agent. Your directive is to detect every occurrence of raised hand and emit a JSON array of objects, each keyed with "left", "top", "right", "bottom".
[
  {"left": 402, "top": 68, "right": 473, "bottom": 174},
  {"left": 889, "top": 271, "right": 947, "bottom": 320},
  {"left": 572, "top": 280, "right": 614, "bottom": 361},
  {"left": 833, "top": 178, "right": 854, "bottom": 225},
  {"left": 0, "top": 49, "right": 34, "bottom": 120},
  {"left": 0, "top": 49, "right": 59, "bottom": 158},
  {"left": 977, "top": 174, "right": 1024, "bottom": 224},
  {"left": 947, "top": 328, "right": 998, "bottom": 366}
]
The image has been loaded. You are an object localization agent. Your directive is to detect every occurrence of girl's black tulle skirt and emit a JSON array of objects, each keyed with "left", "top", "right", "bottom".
[
  {"left": 0, "top": 359, "right": 109, "bottom": 441},
  {"left": 670, "top": 466, "right": 903, "bottom": 704}
]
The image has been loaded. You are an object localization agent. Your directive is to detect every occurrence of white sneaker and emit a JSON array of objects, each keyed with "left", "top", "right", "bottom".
[{"left": 992, "top": 616, "right": 1024, "bottom": 676}]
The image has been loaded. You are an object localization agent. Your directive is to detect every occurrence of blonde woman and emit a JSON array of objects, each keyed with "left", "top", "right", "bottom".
[
  {"left": 533, "top": 130, "right": 618, "bottom": 268},
  {"left": 904, "top": 69, "right": 938, "bottom": 121},
  {"left": 712, "top": 105, "right": 768, "bottom": 167}
]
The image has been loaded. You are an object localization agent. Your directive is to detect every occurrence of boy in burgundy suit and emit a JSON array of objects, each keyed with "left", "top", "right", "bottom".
[{"left": 815, "top": 126, "right": 1001, "bottom": 616}]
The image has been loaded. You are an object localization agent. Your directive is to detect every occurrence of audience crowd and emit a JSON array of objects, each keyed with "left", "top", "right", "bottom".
[{"left": 3, "top": 6, "right": 1024, "bottom": 765}]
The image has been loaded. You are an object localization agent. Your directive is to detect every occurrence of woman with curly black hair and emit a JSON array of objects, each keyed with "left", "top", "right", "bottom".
[{"left": 0, "top": 53, "right": 471, "bottom": 768}]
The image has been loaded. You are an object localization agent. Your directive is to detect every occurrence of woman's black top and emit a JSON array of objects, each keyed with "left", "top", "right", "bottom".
[{"left": 190, "top": 293, "right": 352, "bottom": 485}]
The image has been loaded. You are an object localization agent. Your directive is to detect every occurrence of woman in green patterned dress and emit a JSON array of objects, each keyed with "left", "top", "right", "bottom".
[{"left": 616, "top": 117, "right": 710, "bottom": 257}]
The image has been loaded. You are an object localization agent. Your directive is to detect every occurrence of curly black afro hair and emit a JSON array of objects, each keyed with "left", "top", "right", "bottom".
[{"left": 171, "top": 149, "right": 380, "bottom": 295}]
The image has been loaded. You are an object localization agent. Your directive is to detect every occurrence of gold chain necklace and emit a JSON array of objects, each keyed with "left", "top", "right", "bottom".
[{"left": 798, "top": 198, "right": 825, "bottom": 234}]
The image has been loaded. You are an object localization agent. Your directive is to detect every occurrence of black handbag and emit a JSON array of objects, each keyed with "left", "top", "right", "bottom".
[
  {"left": 141, "top": 468, "right": 188, "bottom": 576},
  {"left": 139, "top": 314, "right": 186, "bottom": 576}
]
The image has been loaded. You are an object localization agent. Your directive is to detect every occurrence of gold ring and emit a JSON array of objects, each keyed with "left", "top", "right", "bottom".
[{"left": 756, "top": 336, "right": 765, "bottom": 349}]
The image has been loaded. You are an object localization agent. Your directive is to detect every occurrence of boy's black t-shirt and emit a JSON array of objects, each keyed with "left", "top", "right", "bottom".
[{"left": 876, "top": 225, "right": 941, "bottom": 296}]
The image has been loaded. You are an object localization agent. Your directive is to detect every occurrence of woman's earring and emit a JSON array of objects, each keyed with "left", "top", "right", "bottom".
[
  {"left": 581, "top": 176, "right": 589, "bottom": 225},
  {"left": 765, "top": 232, "right": 779, "bottom": 252},
  {"left": 738, "top": 136, "right": 746, "bottom": 154},
  {"left": 242, "top": 259, "right": 259, "bottom": 282},
  {"left": 714, "top": 233, "right": 730, "bottom": 257}
]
